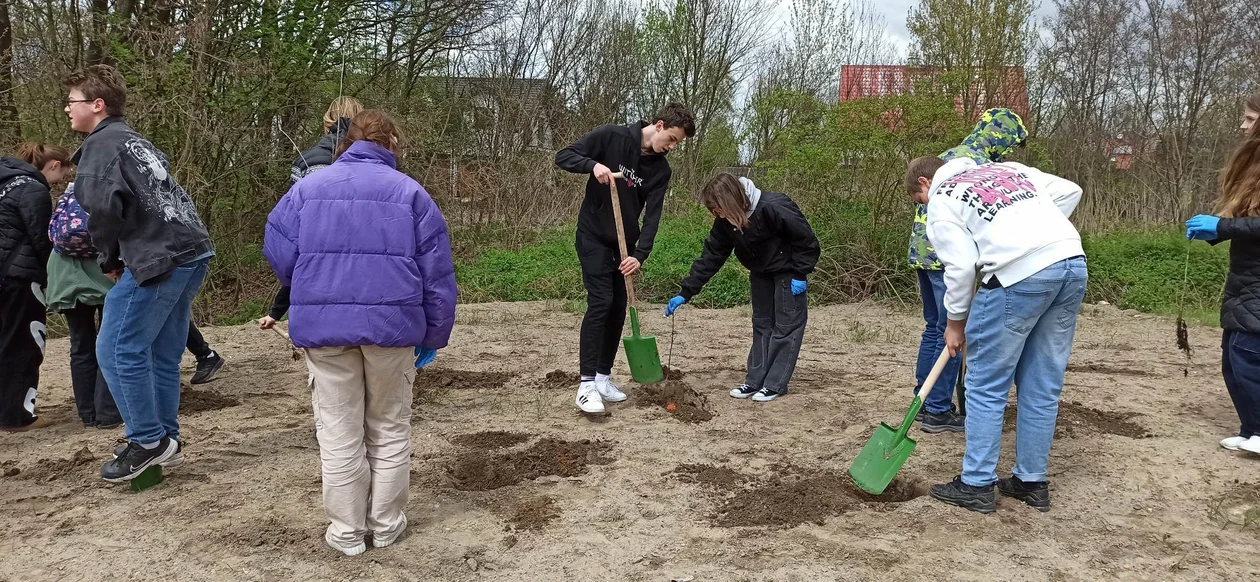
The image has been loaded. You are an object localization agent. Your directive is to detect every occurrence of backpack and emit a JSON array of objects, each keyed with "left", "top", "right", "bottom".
[{"left": 48, "top": 183, "right": 99, "bottom": 258}]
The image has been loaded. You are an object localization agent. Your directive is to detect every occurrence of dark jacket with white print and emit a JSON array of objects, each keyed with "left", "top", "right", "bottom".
[
  {"left": 291, "top": 117, "right": 352, "bottom": 185},
  {"left": 72, "top": 117, "right": 214, "bottom": 285}
]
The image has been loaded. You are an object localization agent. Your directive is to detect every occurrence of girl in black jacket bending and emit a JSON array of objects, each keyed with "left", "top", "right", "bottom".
[
  {"left": 665, "top": 172, "right": 820, "bottom": 402},
  {"left": 1186, "top": 119, "right": 1260, "bottom": 454}
]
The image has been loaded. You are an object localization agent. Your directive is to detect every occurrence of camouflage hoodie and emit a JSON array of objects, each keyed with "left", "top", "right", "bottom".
[{"left": 908, "top": 108, "right": 1029, "bottom": 270}]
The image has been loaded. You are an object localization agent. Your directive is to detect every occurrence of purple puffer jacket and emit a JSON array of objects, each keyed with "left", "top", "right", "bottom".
[{"left": 263, "top": 140, "right": 456, "bottom": 350}]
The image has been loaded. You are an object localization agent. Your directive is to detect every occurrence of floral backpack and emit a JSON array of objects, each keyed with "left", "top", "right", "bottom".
[{"left": 48, "top": 183, "right": 98, "bottom": 258}]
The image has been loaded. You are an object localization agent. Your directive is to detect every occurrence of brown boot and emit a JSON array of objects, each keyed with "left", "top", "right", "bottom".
[{"left": 0, "top": 416, "right": 54, "bottom": 432}]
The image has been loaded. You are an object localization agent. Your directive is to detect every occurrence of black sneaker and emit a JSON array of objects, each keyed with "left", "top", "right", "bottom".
[
  {"left": 921, "top": 410, "right": 965, "bottom": 434},
  {"left": 97, "top": 419, "right": 123, "bottom": 430},
  {"left": 997, "top": 476, "right": 1050, "bottom": 512},
  {"left": 101, "top": 437, "right": 178, "bottom": 482},
  {"left": 115, "top": 438, "right": 182, "bottom": 468},
  {"left": 930, "top": 476, "right": 996, "bottom": 514},
  {"left": 191, "top": 351, "right": 224, "bottom": 384},
  {"left": 915, "top": 411, "right": 924, "bottom": 423},
  {"left": 729, "top": 384, "right": 760, "bottom": 399}
]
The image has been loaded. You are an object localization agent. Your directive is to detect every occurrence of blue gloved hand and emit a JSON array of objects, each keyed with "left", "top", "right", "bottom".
[
  {"left": 791, "top": 279, "right": 807, "bottom": 296},
  {"left": 665, "top": 295, "right": 686, "bottom": 317},
  {"left": 1185, "top": 215, "right": 1221, "bottom": 241},
  {"left": 414, "top": 346, "right": 437, "bottom": 369}
]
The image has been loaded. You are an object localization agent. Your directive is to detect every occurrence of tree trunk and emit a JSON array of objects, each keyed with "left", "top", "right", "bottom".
[{"left": 0, "top": 0, "right": 17, "bottom": 143}]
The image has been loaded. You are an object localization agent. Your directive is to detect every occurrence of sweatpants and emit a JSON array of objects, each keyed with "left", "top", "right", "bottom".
[
  {"left": 0, "top": 278, "right": 46, "bottom": 427},
  {"left": 63, "top": 303, "right": 121, "bottom": 425},
  {"left": 305, "top": 345, "right": 414, "bottom": 550},
  {"left": 576, "top": 233, "right": 626, "bottom": 378},
  {"left": 745, "top": 274, "right": 807, "bottom": 394}
]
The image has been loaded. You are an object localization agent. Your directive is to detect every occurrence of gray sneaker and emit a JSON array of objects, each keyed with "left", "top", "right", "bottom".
[{"left": 921, "top": 410, "right": 965, "bottom": 434}]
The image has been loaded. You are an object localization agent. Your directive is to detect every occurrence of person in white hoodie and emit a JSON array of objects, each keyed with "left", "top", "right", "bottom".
[
  {"left": 664, "top": 173, "right": 820, "bottom": 401},
  {"left": 905, "top": 154, "right": 1086, "bottom": 514}
]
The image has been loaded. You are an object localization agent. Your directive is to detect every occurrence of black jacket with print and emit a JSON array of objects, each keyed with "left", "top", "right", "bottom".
[
  {"left": 555, "top": 121, "right": 671, "bottom": 262},
  {"left": 72, "top": 117, "right": 214, "bottom": 285},
  {"left": 290, "top": 117, "right": 352, "bottom": 185},
  {"left": 679, "top": 191, "right": 820, "bottom": 301},
  {"left": 0, "top": 158, "right": 53, "bottom": 284},
  {"left": 1213, "top": 217, "right": 1260, "bottom": 333}
]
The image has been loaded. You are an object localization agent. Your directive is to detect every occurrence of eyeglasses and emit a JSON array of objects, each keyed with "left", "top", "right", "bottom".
[{"left": 66, "top": 99, "right": 96, "bottom": 106}]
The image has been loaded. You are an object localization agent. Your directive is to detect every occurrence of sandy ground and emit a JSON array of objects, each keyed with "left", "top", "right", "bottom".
[{"left": 3, "top": 300, "right": 1260, "bottom": 581}]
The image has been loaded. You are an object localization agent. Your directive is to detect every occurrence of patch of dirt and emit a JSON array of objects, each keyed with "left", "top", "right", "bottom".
[
  {"left": 16, "top": 447, "right": 95, "bottom": 482},
  {"left": 451, "top": 430, "right": 533, "bottom": 450},
  {"left": 1003, "top": 401, "right": 1151, "bottom": 439},
  {"left": 671, "top": 463, "right": 749, "bottom": 488},
  {"left": 661, "top": 366, "right": 685, "bottom": 381},
  {"left": 180, "top": 387, "right": 242, "bottom": 415},
  {"left": 538, "top": 370, "right": 579, "bottom": 390},
  {"left": 1209, "top": 482, "right": 1260, "bottom": 531},
  {"left": 415, "top": 368, "right": 516, "bottom": 393},
  {"left": 445, "top": 438, "right": 613, "bottom": 491},
  {"left": 218, "top": 516, "right": 311, "bottom": 548},
  {"left": 1066, "top": 362, "right": 1151, "bottom": 377},
  {"left": 507, "top": 496, "right": 561, "bottom": 531},
  {"left": 712, "top": 467, "right": 925, "bottom": 528},
  {"left": 634, "top": 380, "right": 713, "bottom": 423}
]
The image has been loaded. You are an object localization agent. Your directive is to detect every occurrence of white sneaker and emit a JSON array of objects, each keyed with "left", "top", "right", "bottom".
[
  {"left": 595, "top": 378, "right": 627, "bottom": 402},
  {"left": 1239, "top": 436, "right": 1260, "bottom": 454},
  {"left": 372, "top": 515, "right": 407, "bottom": 548},
  {"left": 751, "top": 388, "right": 782, "bottom": 402},
  {"left": 326, "top": 531, "right": 367, "bottom": 556},
  {"left": 1221, "top": 436, "right": 1249, "bottom": 450},
  {"left": 730, "top": 384, "right": 759, "bottom": 399},
  {"left": 576, "top": 382, "right": 605, "bottom": 414}
]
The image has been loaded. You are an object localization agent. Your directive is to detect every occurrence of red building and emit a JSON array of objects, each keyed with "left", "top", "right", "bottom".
[{"left": 838, "top": 65, "right": 1030, "bottom": 122}]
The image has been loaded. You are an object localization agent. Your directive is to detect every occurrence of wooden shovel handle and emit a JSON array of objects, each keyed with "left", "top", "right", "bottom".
[
  {"left": 607, "top": 171, "right": 637, "bottom": 306},
  {"left": 915, "top": 349, "right": 952, "bottom": 402}
]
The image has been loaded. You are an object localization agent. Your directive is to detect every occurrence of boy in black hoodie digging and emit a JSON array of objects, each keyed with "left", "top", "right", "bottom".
[
  {"left": 555, "top": 104, "right": 695, "bottom": 414},
  {"left": 665, "top": 173, "right": 819, "bottom": 401}
]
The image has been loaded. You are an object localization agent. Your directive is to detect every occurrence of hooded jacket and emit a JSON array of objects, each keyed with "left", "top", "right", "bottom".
[
  {"left": 290, "top": 117, "right": 352, "bottom": 185},
  {"left": 264, "top": 140, "right": 457, "bottom": 350},
  {"left": 0, "top": 158, "right": 53, "bottom": 284},
  {"left": 679, "top": 178, "right": 820, "bottom": 300},
  {"left": 555, "top": 121, "right": 671, "bottom": 263},
  {"left": 909, "top": 108, "right": 1029, "bottom": 270},
  {"left": 72, "top": 117, "right": 214, "bottom": 285},
  {"left": 1210, "top": 219, "right": 1260, "bottom": 334}
]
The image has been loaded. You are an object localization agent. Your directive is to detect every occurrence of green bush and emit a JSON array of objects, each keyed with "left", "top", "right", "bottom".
[{"left": 1082, "top": 229, "right": 1229, "bottom": 324}]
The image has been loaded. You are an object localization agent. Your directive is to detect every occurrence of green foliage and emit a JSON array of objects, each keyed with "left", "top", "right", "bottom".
[{"left": 1081, "top": 229, "right": 1229, "bottom": 321}]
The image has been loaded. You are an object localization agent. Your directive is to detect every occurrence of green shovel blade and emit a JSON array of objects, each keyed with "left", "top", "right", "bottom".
[
  {"left": 848, "top": 395, "right": 924, "bottom": 495},
  {"left": 622, "top": 307, "right": 663, "bottom": 384}
]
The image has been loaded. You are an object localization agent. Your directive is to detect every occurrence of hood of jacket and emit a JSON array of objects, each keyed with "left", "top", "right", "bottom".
[
  {"left": 940, "top": 108, "right": 1029, "bottom": 163},
  {"left": 0, "top": 157, "right": 49, "bottom": 189},
  {"left": 739, "top": 176, "right": 762, "bottom": 217}
]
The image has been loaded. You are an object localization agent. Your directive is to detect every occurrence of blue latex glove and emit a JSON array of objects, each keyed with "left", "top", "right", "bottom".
[
  {"left": 665, "top": 295, "right": 686, "bottom": 317},
  {"left": 1185, "top": 215, "right": 1220, "bottom": 241},
  {"left": 791, "top": 279, "right": 807, "bottom": 295},
  {"left": 414, "top": 347, "right": 437, "bottom": 369}
]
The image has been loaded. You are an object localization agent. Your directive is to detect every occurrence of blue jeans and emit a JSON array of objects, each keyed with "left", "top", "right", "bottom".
[
  {"left": 961, "top": 257, "right": 1087, "bottom": 487},
  {"left": 98, "top": 259, "right": 209, "bottom": 445},
  {"left": 1222, "top": 331, "right": 1260, "bottom": 439},
  {"left": 915, "top": 269, "right": 962, "bottom": 414}
]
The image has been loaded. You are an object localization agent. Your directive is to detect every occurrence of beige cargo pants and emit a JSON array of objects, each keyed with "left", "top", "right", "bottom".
[{"left": 305, "top": 345, "right": 414, "bottom": 550}]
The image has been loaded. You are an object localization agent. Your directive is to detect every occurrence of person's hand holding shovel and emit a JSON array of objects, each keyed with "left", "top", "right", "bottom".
[
  {"left": 258, "top": 316, "right": 277, "bottom": 330},
  {"left": 945, "top": 319, "right": 966, "bottom": 357}
]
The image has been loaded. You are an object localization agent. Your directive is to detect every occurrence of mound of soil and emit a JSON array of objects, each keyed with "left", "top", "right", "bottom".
[
  {"left": 671, "top": 463, "right": 749, "bottom": 488},
  {"left": 661, "top": 366, "right": 686, "bottom": 381},
  {"left": 180, "top": 387, "right": 242, "bottom": 415},
  {"left": 1003, "top": 401, "right": 1151, "bottom": 439},
  {"left": 446, "top": 438, "right": 613, "bottom": 491},
  {"left": 508, "top": 496, "right": 561, "bottom": 531},
  {"left": 451, "top": 431, "right": 533, "bottom": 450},
  {"left": 635, "top": 380, "right": 713, "bottom": 423},
  {"left": 17, "top": 447, "right": 95, "bottom": 482},
  {"left": 538, "top": 370, "right": 579, "bottom": 390},
  {"left": 415, "top": 369, "right": 516, "bottom": 393}
]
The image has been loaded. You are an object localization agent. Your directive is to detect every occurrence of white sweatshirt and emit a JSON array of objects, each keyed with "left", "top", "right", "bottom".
[{"left": 926, "top": 158, "right": 1084, "bottom": 320}]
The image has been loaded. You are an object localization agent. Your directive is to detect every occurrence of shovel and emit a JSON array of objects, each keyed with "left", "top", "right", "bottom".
[
  {"left": 608, "top": 172, "right": 664, "bottom": 384},
  {"left": 849, "top": 349, "right": 952, "bottom": 494}
]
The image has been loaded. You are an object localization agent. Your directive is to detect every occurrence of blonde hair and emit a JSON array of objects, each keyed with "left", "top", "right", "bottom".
[
  {"left": 323, "top": 97, "right": 364, "bottom": 131},
  {"left": 698, "top": 173, "right": 750, "bottom": 230},
  {"left": 13, "top": 142, "right": 73, "bottom": 170},
  {"left": 1216, "top": 123, "right": 1260, "bottom": 218}
]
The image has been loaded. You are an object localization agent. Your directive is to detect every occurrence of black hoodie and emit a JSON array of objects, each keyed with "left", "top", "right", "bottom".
[
  {"left": 72, "top": 117, "right": 214, "bottom": 285},
  {"left": 0, "top": 157, "right": 53, "bottom": 284},
  {"left": 291, "top": 117, "right": 352, "bottom": 185},
  {"left": 555, "top": 121, "right": 671, "bottom": 262}
]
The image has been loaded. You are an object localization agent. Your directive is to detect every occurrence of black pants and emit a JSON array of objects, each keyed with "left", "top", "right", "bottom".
[
  {"left": 745, "top": 274, "right": 808, "bottom": 393},
  {"left": 0, "top": 277, "right": 46, "bottom": 427},
  {"left": 1222, "top": 331, "right": 1260, "bottom": 438},
  {"left": 576, "top": 234, "right": 626, "bottom": 378},
  {"left": 187, "top": 322, "right": 211, "bottom": 360},
  {"left": 63, "top": 303, "right": 121, "bottom": 425}
]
